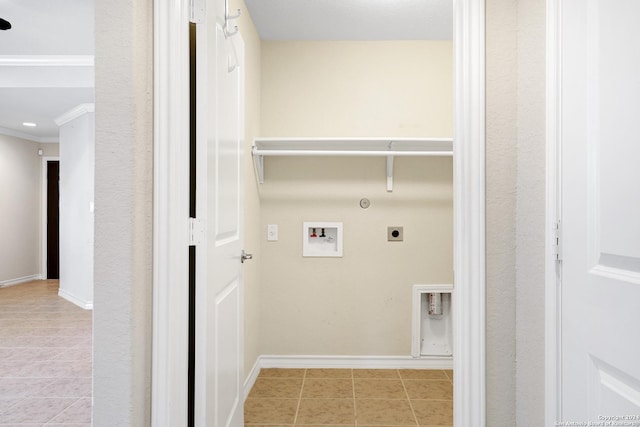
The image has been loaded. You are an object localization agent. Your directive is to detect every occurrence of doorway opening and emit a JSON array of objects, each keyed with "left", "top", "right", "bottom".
[
  {"left": 46, "top": 160, "right": 60, "bottom": 279},
  {"left": 152, "top": 0, "right": 485, "bottom": 425}
]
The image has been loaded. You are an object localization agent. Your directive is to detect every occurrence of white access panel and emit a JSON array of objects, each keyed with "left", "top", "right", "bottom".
[{"left": 412, "top": 284, "right": 453, "bottom": 360}]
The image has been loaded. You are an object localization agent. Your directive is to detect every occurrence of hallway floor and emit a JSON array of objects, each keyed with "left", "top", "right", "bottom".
[
  {"left": 245, "top": 368, "right": 453, "bottom": 426},
  {"left": 0, "top": 280, "right": 92, "bottom": 426}
]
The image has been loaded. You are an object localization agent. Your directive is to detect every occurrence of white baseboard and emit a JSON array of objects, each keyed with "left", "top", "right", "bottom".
[
  {"left": 243, "top": 358, "right": 262, "bottom": 400},
  {"left": 259, "top": 354, "right": 453, "bottom": 370},
  {"left": 0, "top": 274, "right": 42, "bottom": 288},
  {"left": 58, "top": 289, "right": 93, "bottom": 310}
]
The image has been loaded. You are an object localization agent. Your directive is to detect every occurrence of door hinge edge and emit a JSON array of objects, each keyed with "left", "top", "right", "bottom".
[
  {"left": 189, "top": 217, "right": 205, "bottom": 246},
  {"left": 552, "top": 220, "right": 562, "bottom": 262},
  {"left": 190, "top": 0, "right": 205, "bottom": 23}
]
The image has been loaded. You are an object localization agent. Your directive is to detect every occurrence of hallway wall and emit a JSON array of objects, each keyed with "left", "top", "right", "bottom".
[{"left": 0, "top": 134, "right": 41, "bottom": 284}]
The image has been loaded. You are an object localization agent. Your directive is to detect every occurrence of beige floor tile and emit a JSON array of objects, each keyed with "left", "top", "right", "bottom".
[
  {"left": 354, "top": 379, "right": 407, "bottom": 399},
  {"left": 0, "top": 378, "right": 54, "bottom": 399},
  {"left": 403, "top": 381, "right": 452, "bottom": 400},
  {"left": 0, "top": 280, "right": 93, "bottom": 424},
  {"left": 305, "top": 368, "right": 352, "bottom": 379},
  {"left": 296, "top": 398, "right": 355, "bottom": 424},
  {"left": 30, "top": 377, "right": 92, "bottom": 398},
  {"left": 249, "top": 378, "right": 304, "bottom": 398},
  {"left": 260, "top": 368, "right": 306, "bottom": 378},
  {"left": 45, "top": 424, "right": 91, "bottom": 427},
  {"left": 355, "top": 399, "right": 417, "bottom": 425},
  {"left": 411, "top": 400, "right": 453, "bottom": 425},
  {"left": 47, "top": 397, "right": 92, "bottom": 423},
  {"left": 0, "top": 397, "right": 22, "bottom": 412},
  {"left": 244, "top": 398, "right": 298, "bottom": 424},
  {"left": 0, "top": 397, "right": 77, "bottom": 423},
  {"left": 353, "top": 369, "right": 399, "bottom": 379},
  {"left": 302, "top": 378, "right": 353, "bottom": 398},
  {"left": 246, "top": 425, "right": 292, "bottom": 427},
  {"left": 398, "top": 370, "right": 449, "bottom": 380}
]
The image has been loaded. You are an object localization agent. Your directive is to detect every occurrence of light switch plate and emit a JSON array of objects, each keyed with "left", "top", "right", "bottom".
[
  {"left": 387, "top": 226, "right": 403, "bottom": 241},
  {"left": 267, "top": 224, "right": 278, "bottom": 241}
]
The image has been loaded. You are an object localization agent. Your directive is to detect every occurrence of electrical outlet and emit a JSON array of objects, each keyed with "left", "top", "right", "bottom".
[{"left": 387, "top": 226, "right": 403, "bottom": 241}]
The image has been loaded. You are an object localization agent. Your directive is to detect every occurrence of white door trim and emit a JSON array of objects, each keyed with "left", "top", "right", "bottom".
[
  {"left": 453, "top": 1, "right": 486, "bottom": 425},
  {"left": 545, "top": 0, "right": 562, "bottom": 424},
  {"left": 41, "top": 156, "right": 60, "bottom": 279},
  {"left": 152, "top": 0, "right": 191, "bottom": 426},
  {"left": 151, "top": 0, "right": 487, "bottom": 425}
]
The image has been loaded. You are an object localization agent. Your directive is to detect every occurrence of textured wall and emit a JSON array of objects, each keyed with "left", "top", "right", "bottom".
[
  {"left": 515, "top": 0, "right": 546, "bottom": 424},
  {"left": 93, "top": 0, "right": 153, "bottom": 424},
  {"left": 485, "top": 0, "right": 547, "bottom": 424},
  {"left": 485, "top": 0, "right": 518, "bottom": 424},
  {"left": 0, "top": 134, "right": 41, "bottom": 284},
  {"left": 258, "top": 41, "right": 453, "bottom": 356}
]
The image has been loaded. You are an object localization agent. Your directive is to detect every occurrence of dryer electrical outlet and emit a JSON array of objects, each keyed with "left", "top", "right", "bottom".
[{"left": 387, "top": 226, "right": 403, "bottom": 241}]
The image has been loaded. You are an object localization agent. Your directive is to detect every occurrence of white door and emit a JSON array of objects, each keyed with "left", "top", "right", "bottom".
[
  {"left": 195, "top": 0, "right": 245, "bottom": 425},
  {"left": 561, "top": 0, "right": 640, "bottom": 421}
]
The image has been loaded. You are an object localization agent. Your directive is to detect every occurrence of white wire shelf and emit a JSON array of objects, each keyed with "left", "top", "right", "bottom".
[{"left": 252, "top": 137, "right": 453, "bottom": 191}]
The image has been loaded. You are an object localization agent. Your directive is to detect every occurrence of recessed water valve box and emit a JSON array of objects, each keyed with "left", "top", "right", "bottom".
[
  {"left": 387, "top": 226, "right": 403, "bottom": 241},
  {"left": 303, "top": 222, "right": 343, "bottom": 257}
]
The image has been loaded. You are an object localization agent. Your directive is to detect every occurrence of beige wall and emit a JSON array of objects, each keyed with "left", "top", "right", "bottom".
[
  {"left": 515, "top": 0, "right": 546, "bottom": 424},
  {"left": 234, "top": 0, "right": 263, "bottom": 379},
  {"left": 486, "top": 0, "right": 518, "bottom": 423},
  {"left": 39, "top": 143, "right": 59, "bottom": 157},
  {"left": 0, "top": 134, "right": 41, "bottom": 284},
  {"left": 261, "top": 41, "right": 452, "bottom": 138},
  {"left": 258, "top": 41, "right": 453, "bottom": 355},
  {"left": 485, "top": 0, "right": 546, "bottom": 424},
  {"left": 93, "top": 0, "right": 153, "bottom": 424}
]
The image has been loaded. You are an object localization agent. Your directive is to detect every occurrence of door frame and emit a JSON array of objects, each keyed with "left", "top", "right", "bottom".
[
  {"left": 41, "top": 156, "right": 60, "bottom": 280},
  {"left": 545, "top": 0, "right": 562, "bottom": 424},
  {"left": 151, "top": 0, "right": 486, "bottom": 425}
]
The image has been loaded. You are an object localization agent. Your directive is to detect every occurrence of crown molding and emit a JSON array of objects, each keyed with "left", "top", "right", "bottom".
[
  {"left": 55, "top": 103, "right": 95, "bottom": 126},
  {"left": 0, "top": 55, "right": 94, "bottom": 67},
  {"left": 0, "top": 126, "right": 59, "bottom": 143}
]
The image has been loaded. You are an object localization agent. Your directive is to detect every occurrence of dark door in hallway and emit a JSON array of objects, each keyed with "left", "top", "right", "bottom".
[{"left": 47, "top": 160, "right": 60, "bottom": 279}]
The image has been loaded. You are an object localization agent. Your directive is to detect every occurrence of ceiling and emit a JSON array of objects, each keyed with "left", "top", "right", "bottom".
[
  {"left": 0, "top": 0, "right": 94, "bottom": 142},
  {"left": 244, "top": 0, "right": 452, "bottom": 41},
  {"left": 0, "top": 0, "right": 451, "bottom": 142}
]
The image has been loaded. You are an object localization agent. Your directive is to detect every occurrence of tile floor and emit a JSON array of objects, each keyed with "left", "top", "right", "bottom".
[
  {"left": 0, "top": 280, "right": 92, "bottom": 426},
  {"left": 245, "top": 368, "right": 453, "bottom": 426}
]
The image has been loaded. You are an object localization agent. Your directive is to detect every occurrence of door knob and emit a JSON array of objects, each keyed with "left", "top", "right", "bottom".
[{"left": 241, "top": 250, "right": 253, "bottom": 263}]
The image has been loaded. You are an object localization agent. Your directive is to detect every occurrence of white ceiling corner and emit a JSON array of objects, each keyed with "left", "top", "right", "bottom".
[
  {"left": 0, "top": 0, "right": 95, "bottom": 141},
  {"left": 55, "top": 103, "right": 95, "bottom": 127},
  {"left": 244, "top": 0, "right": 453, "bottom": 41}
]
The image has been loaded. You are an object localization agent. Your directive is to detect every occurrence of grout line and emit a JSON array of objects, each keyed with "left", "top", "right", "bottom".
[
  {"left": 444, "top": 368, "right": 454, "bottom": 385},
  {"left": 399, "top": 369, "right": 420, "bottom": 427},
  {"left": 352, "top": 368, "right": 357, "bottom": 426},
  {"left": 292, "top": 368, "right": 307, "bottom": 425}
]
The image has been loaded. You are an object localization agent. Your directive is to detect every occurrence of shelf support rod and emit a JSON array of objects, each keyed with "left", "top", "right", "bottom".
[
  {"left": 251, "top": 146, "right": 265, "bottom": 184},
  {"left": 387, "top": 155, "right": 394, "bottom": 192}
]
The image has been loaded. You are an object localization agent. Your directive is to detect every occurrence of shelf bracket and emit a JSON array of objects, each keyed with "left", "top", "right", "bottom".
[
  {"left": 252, "top": 147, "right": 265, "bottom": 184},
  {"left": 386, "top": 155, "right": 394, "bottom": 192}
]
